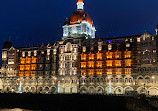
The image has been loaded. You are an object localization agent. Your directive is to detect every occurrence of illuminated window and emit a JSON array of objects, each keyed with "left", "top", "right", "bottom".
[
  {"left": 81, "top": 54, "right": 86, "bottom": 61},
  {"left": 22, "top": 52, "right": 25, "bottom": 57},
  {"left": 98, "top": 45, "right": 102, "bottom": 51},
  {"left": 28, "top": 51, "right": 31, "bottom": 57},
  {"left": 125, "top": 59, "right": 132, "bottom": 67},
  {"left": 26, "top": 57, "right": 31, "bottom": 64},
  {"left": 2, "top": 51, "right": 7, "bottom": 59},
  {"left": 125, "top": 68, "right": 132, "bottom": 74},
  {"left": 96, "top": 52, "right": 102, "bottom": 60},
  {"left": 96, "top": 69, "right": 102, "bottom": 75},
  {"left": 31, "top": 71, "right": 36, "bottom": 76},
  {"left": 107, "top": 69, "right": 112, "bottom": 75},
  {"left": 126, "top": 43, "right": 130, "bottom": 47},
  {"left": 8, "top": 59, "right": 14, "bottom": 64},
  {"left": 89, "top": 53, "right": 94, "bottom": 60},
  {"left": 31, "top": 64, "right": 37, "bottom": 70},
  {"left": 115, "top": 60, "right": 122, "bottom": 67},
  {"left": 115, "top": 68, "right": 122, "bottom": 74},
  {"left": 88, "top": 61, "right": 94, "bottom": 68},
  {"left": 19, "top": 65, "right": 25, "bottom": 71},
  {"left": 34, "top": 51, "right": 37, "bottom": 56},
  {"left": 19, "top": 71, "right": 24, "bottom": 76},
  {"left": 32, "top": 57, "right": 37, "bottom": 63},
  {"left": 96, "top": 61, "right": 102, "bottom": 68},
  {"left": 20, "top": 58, "right": 25, "bottom": 64},
  {"left": 106, "top": 60, "right": 113, "bottom": 67},
  {"left": 25, "top": 65, "right": 31, "bottom": 70},
  {"left": 88, "top": 69, "right": 94, "bottom": 75},
  {"left": 106, "top": 52, "right": 113, "bottom": 59},
  {"left": 81, "top": 62, "right": 86, "bottom": 68},
  {"left": 83, "top": 47, "right": 86, "bottom": 52},
  {"left": 124, "top": 50, "right": 131, "bottom": 58},
  {"left": 153, "top": 50, "right": 156, "bottom": 53},
  {"left": 108, "top": 44, "right": 112, "bottom": 50},
  {"left": 137, "top": 38, "right": 141, "bottom": 42},
  {"left": 25, "top": 71, "right": 30, "bottom": 76},
  {"left": 115, "top": 51, "right": 121, "bottom": 59},
  {"left": 47, "top": 49, "right": 50, "bottom": 55},
  {"left": 81, "top": 70, "right": 86, "bottom": 75},
  {"left": 152, "top": 37, "right": 154, "bottom": 41}
]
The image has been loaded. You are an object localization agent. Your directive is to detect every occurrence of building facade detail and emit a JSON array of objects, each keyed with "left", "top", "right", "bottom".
[{"left": 0, "top": 0, "right": 158, "bottom": 96}]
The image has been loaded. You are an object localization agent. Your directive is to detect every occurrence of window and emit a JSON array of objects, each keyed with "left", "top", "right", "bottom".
[
  {"left": 28, "top": 51, "right": 31, "bottom": 57},
  {"left": 126, "top": 43, "right": 130, "bottom": 47},
  {"left": 107, "top": 69, "right": 112, "bottom": 74},
  {"left": 96, "top": 61, "right": 102, "bottom": 68},
  {"left": 89, "top": 53, "right": 94, "bottom": 60},
  {"left": 115, "top": 51, "right": 121, "bottom": 59},
  {"left": 88, "top": 69, "right": 94, "bottom": 75},
  {"left": 97, "top": 52, "right": 102, "bottom": 60},
  {"left": 115, "top": 68, "right": 122, "bottom": 74},
  {"left": 115, "top": 60, "right": 122, "bottom": 67},
  {"left": 124, "top": 50, "right": 131, "bottom": 58},
  {"left": 106, "top": 60, "right": 113, "bottom": 67},
  {"left": 106, "top": 52, "right": 113, "bottom": 59},
  {"left": 81, "top": 54, "right": 86, "bottom": 61},
  {"left": 81, "top": 62, "right": 86, "bottom": 68},
  {"left": 96, "top": 69, "right": 102, "bottom": 75},
  {"left": 125, "top": 68, "right": 132, "bottom": 74},
  {"left": 108, "top": 44, "right": 112, "bottom": 50},
  {"left": 8, "top": 59, "right": 14, "bottom": 64},
  {"left": 137, "top": 38, "right": 141, "bottom": 42},
  {"left": 125, "top": 59, "right": 132, "bottom": 67},
  {"left": 2, "top": 51, "right": 7, "bottom": 59},
  {"left": 88, "top": 61, "right": 94, "bottom": 68}
]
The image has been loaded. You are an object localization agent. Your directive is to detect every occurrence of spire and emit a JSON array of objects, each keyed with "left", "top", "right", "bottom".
[{"left": 77, "top": 0, "right": 84, "bottom": 10}]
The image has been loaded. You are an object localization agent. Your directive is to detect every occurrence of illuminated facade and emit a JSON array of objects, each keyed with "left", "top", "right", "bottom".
[{"left": 0, "top": 0, "right": 158, "bottom": 96}]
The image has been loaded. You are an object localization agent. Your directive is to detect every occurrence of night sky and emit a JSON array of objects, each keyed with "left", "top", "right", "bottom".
[{"left": 0, "top": 0, "right": 158, "bottom": 64}]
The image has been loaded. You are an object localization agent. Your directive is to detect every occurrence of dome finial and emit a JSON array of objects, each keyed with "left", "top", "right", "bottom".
[{"left": 77, "top": 0, "right": 84, "bottom": 10}]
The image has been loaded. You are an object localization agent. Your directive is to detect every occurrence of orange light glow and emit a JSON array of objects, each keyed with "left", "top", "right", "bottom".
[
  {"left": 96, "top": 61, "right": 102, "bottom": 68},
  {"left": 115, "top": 68, "right": 122, "bottom": 74},
  {"left": 115, "top": 60, "right": 122, "bottom": 67},
  {"left": 124, "top": 50, "right": 131, "bottom": 58},
  {"left": 125, "top": 59, "right": 132, "bottom": 67},
  {"left": 106, "top": 52, "right": 113, "bottom": 59},
  {"left": 115, "top": 51, "right": 121, "bottom": 59},
  {"left": 88, "top": 61, "right": 94, "bottom": 68},
  {"left": 125, "top": 68, "right": 132, "bottom": 74},
  {"left": 88, "top": 69, "right": 94, "bottom": 75},
  {"left": 96, "top": 52, "right": 102, "bottom": 60},
  {"left": 106, "top": 60, "right": 113, "bottom": 67},
  {"left": 19, "top": 65, "right": 25, "bottom": 71},
  {"left": 81, "top": 54, "right": 86, "bottom": 61},
  {"left": 107, "top": 69, "right": 112, "bottom": 74},
  {"left": 81, "top": 62, "right": 86, "bottom": 68},
  {"left": 89, "top": 53, "right": 94, "bottom": 60},
  {"left": 96, "top": 69, "right": 102, "bottom": 75}
]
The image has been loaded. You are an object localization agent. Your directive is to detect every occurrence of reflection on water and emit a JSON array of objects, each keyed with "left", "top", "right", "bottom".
[{"left": 0, "top": 108, "right": 37, "bottom": 111}]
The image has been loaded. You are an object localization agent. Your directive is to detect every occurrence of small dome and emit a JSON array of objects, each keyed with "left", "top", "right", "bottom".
[
  {"left": 69, "top": 10, "right": 93, "bottom": 25},
  {"left": 3, "top": 41, "right": 13, "bottom": 49}
]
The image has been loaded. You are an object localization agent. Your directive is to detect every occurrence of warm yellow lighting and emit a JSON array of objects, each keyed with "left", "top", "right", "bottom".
[
  {"left": 124, "top": 50, "right": 131, "bottom": 58},
  {"left": 96, "top": 61, "right": 102, "bottom": 68},
  {"left": 89, "top": 69, "right": 94, "bottom": 75},
  {"left": 107, "top": 69, "right": 112, "bottom": 74},
  {"left": 89, "top": 53, "right": 94, "bottom": 60},
  {"left": 115, "top": 68, "right": 122, "bottom": 74},
  {"left": 96, "top": 52, "right": 102, "bottom": 60},
  {"left": 88, "top": 61, "right": 94, "bottom": 68},
  {"left": 115, "top": 60, "right": 122, "bottom": 67},
  {"left": 96, "top": 69, "right": 102, "bottom": 75},
  {"left": 125, "top": 68, "right": 132, "bottom": 74},
  {"left": 125, "top": 59, "right": 132, "bottom": 67},
  {"left": 106, "top": 51, "right": 113, "bottom": 59},
  {"left": 81, "top": 62, "right": 86, "bottom": 68},
  {"left": 81, "top": 53, "right": 87, "bottom": 61},
  {"left": 106, "top": 60, "right": 113, "bottom": 67}
]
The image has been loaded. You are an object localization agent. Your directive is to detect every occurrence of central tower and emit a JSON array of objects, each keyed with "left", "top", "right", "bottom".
[{"left": 62, "top": 0, "right": 96, "bottom": 39}]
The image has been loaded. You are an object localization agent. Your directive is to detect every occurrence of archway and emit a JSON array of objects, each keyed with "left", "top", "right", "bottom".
[
  {"left": 137, "top": 87, "right": 147, "bottom": 94},
  {"left": 148, "top": 87, "right": 158, "bottom": 96},
  {"left": 51, "top": 87, "right": 56, "bottom": 94},
  {"left": 65, "top": 86, "right": 71, "bottom": 93},
  {"left": 24, "top": 87, "right": 30, "bottom": 93},
  {"left": 80, "top": 86, "right": 87, "bottom": 94},
  {"left": 44, "top": 87, "right": 50, "bottom": 94},
  {"left": 96, "top": 86, "right": 104, "bottom": 94},
  {"left": 5, "top": 86, "right": 11, "bottom": 93},
  {"left": 72, "top": 86, "right": 77, "bottom": 93},
  {"left": 37, "top": 87, "right": 43, "bottom": 93},
  {"left": 30, "top": 87, "right": 36, "bottom": 93},
  {"left": 106, "top": 86, "right": 114, "bottom": 94},
  {"left": 88, "top": 86, "right": 95, "bottom": 94},
  {"left": 115, "top": 87, "right": 123, "bottom": 94}
]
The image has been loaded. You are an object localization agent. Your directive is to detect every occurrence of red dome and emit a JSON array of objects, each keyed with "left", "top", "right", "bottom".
[{"left": 69, "top": 10, "right": 93, "bottom": 25}]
